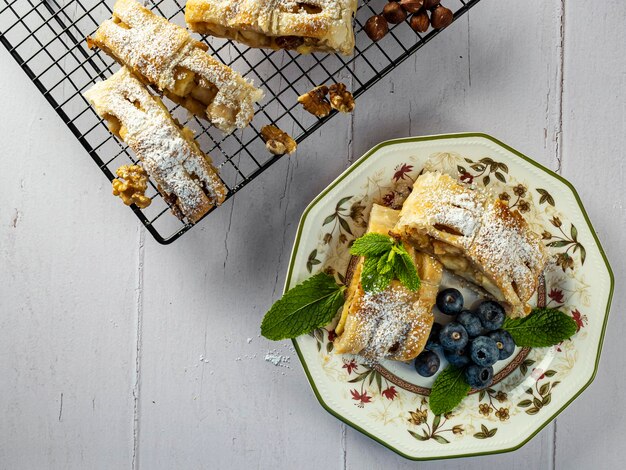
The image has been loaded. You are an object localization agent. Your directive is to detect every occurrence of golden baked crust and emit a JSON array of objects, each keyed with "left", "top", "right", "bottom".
[
  {"left": 84, "top": 67, "right": 227, "bottom": 223},
  {"left": 393, "top": 171, "right": 549, "bottom": 318},
  {"left": 333, "top": 204, "right": 443, "bottom": 361},
  {"left": 88, "top": 0, "right": 263, "bottom": 134},
  {"left": 185, "top": 0, "right": 358, "bottom": 55}
]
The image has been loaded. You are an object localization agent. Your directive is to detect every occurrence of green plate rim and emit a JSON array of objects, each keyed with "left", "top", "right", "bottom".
[{"left": 287, "top": 132, "right": 614, "bottom": 461}]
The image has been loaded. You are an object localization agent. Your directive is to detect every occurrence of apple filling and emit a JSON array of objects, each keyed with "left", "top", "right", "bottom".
[
  {"left": 189, "top": 21, "right": 330, "bottom": 54},
  {"left": 107, "top": 17, "right": 233, "bottom": 123}
]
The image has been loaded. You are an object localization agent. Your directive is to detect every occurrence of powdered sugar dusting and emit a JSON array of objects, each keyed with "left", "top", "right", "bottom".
[
  {"left": 470, "top": 200, "right": 548, "bottom": 304},
  {"left": 264, "top": 350, "right": 291, "bottom": 367},
  {"left": 424, "top": 189, "right": 483, "bottom": 240},
  {"left": 399, "top": 172, "right": 486, "bottom": 243},
  {"left": 95, "top": 0, "right": 188, "bottom": 86},
  {"left": 84, "top": 67, "right": 226, "bottom": 222},
  {"left": 91, "top": 0, "right": 263, "bottom": 133},
  {"left": 199, "top": 354, "right": 210, "bottom": 363},
  {"left": 397, "top": 171, "right": 549, "bottom": 317},
  {"left": 352, "top": 287, "right": 430, "bottom": 362},
  {"left": 186, "top": 0, "right": 357, "bottom": 55}
]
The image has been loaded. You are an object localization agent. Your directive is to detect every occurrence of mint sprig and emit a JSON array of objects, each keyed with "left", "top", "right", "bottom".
[
  {"left": 261, "top": 273, "right": 345, "bottom": 340},
  {"left": 502, "top": 307, "right": 578, "bottom": 347},
  {"left": 350, "top": 233, "right": 421, "bottom": 293},
  {"left": 429, "top": 365, "right": 471, "bottom": 415},
  {"left": 394, "top": 249, "right": 420, "bottom": 291},
  {"left": 349, "top": 233, "right": 394, "bottom": 256},
  {"left": 362, "top": 256, "right": 394, "bottom": 293}
]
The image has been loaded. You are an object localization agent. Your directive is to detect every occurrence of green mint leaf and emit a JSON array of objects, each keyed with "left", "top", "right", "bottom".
[
  {"left": 394, "top": 250, "right": 421, "bottom": 292},
  {"left": 361, "top": 255, "right": 379, "bottom": 285},
  {"left": 502, "top": 308, "right": 578, "bottom": 347},
  {"left": 391, "top": 244, "right": 405, "bottom": 255},
  {"left": 361, "top": 255, "right": 393, "bottom": 293},
  {"left": 350, "top": 233, "right": 394, "bottom": 257},
  {"left": 377, "top": 254, "right": 393, "bottom": 275},
  {"left": 261, "top": 273, "right": 345, "bottom": 340},
  {"left": 352, "top": 233, "right": 421, "bottom": 294},
  {"left": 429, "top": 365, "right": 471, "bottom": 415}
]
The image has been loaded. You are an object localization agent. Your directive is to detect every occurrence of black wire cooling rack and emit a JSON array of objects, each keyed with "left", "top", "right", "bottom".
[{"left": 0, "top": 0, "right": 480, "bottom": 244}]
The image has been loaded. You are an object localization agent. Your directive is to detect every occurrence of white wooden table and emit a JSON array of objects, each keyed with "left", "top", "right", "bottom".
[{"left": 1, "top": 1, "right": 624, "bottom": 468}]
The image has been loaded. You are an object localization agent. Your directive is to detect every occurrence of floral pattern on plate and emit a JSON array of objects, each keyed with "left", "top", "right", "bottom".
[{"left": 290, "top": 134, "right": 612, "bottom": 460}]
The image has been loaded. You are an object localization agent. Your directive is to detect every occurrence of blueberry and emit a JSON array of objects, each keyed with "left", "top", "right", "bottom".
[
  {"left": 414, "top": 350, "right": 441, "bottom": 377},
  {"left": 457, "top": 310, "right": 483, "bottom": 337},
  {"left": 470, "top": 336, "right": 500, "bottom": 367},
  {"left": 488, "top": 330, "right": 516, "bottom": 360},
  {"left": 475, "top": 301, "right": 505, "bottom": 331},
  {"left": 465, "top": 364, "right": 494, "bottom": 389},
  {"left": 425, "top": 322, "right": 443, "bottom": 352},
  {"left": 444, "top": 347, "right": 471, "bottom": 368},
  {"left": 436, "top": 288, "right": 464, "bottom": 315},
  {"left": 439, "top": 322, "right": 469, "bottom": 350}
]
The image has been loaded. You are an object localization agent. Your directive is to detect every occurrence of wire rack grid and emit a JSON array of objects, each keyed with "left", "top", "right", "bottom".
[{"left": 0, "top": 0, "right": 480, "bottom": 244}]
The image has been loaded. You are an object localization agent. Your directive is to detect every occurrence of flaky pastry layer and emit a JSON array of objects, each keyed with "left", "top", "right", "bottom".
[
  {"left": 334, "top": 204, "right": 443, "bottom": 361},
  {"left": 85, "top": 67, "right": 227, "bottom": 223},
  {"left": 185, "top": 0, "right": 357, "bottom": 55},
  {"left": 393, "top": 171, "right": 549, "bottom": 318},
  {"left": 88, "top": 0, "right": 263, "bottom": 133}
]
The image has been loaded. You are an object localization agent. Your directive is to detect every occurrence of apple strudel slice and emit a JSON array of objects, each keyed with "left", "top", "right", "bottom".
[
  {"left": 87, "top": 0, "right": 263, "bottom": 134},
  {"left": 393, "top": 171, "right": 549, "bottom": 318},
  {"left": 185, "top": 0, "right": 358, "bottom": 56},
  {"left": 333, "top": 204, "right": 443, "bottom": 362},
  {"left": 84, "top": 67, "right": 227, "bottom": 223}
]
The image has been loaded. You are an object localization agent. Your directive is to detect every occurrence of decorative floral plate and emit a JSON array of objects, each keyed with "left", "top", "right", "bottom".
[{"left": 288, "top": 134, "right": 613, "bottom": 460}]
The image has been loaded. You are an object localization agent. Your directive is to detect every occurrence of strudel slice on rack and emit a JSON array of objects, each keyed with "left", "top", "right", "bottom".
[
  {"left": 84, "top": 67, "right": 227, "bottom": 223},
  {"left": 392, "top": 171, "right": 549, "bottom": 318},
  {"left": 87, "top": 0, "right": 263, "bottom": 133},
  {"left": 185, "top": 0, "right": 358, "bottom": 55},
  {"left": 333, "top": 204, "right": 443, "bottom": 361}
]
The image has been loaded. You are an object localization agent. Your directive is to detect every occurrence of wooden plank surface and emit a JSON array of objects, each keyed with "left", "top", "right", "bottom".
[
  {"left": 552, "top": 1, "right": 626, "bottom": 468},
  {"left": 0, "top": 54, "right": 139, "bottom": 469},
  {"left": 1, "top": 0, "right": 624, "bottom": 468}
]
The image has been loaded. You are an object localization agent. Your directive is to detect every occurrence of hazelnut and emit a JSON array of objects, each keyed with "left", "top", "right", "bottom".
[
  {"left": 399, "top": 0, "right": 423, "bottom": 13},
  {"left": 260, "top": 125, "right": 297, "bottom": 155},
  {"left": 409, "top": 9, "right": 430, "bottom": 33},
  {"left": 364, "top": 15, "right": 389, "bottom": 42},
  {"left": 297, "top": 85, "right": 332, "bottom": 117},
  {"left": 430, "top": 5, "right": 453, "bottom": 28},
  {"left": 383, "top": 2, "right": 407, "bottom": 24},
  {"left": 329, "top": 83, "right": 355, "bottom": 113},
  {"left": 423, "top": 0, "right": 440, "bottom": 9}
]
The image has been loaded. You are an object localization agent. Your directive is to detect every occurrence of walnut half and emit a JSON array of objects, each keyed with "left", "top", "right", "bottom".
[
  {"left": 261, "top": 125, "right": 297, "bottom": 155},
  {"left": 112, "top": 164, "right": 152, "bottom": 209},
  {"left": 329, "top": 83, "right": 355, "bottom": 113},
  {"left": 297, "top": 85, "right": 331, "bottom": 118}
]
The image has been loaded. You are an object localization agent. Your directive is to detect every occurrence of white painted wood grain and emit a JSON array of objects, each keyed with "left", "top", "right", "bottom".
[
  {"left": 0, "top": 51, "right": 139, "bottom": 469},
  {"left": 1, "top": 0, "right": 625, "bottom": 467},
  {"left": 552, "top": 0, "right": 626, "bottom": 468}
]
